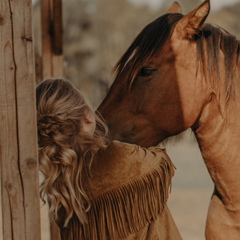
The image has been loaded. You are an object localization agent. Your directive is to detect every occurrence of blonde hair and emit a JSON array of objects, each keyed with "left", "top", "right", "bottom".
[{"left": 36, "top": 79, "right": 109, "bottom": 227}]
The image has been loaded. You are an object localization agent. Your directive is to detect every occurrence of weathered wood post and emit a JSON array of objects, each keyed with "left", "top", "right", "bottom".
[
  {"left": 41, "top": 0, "right": 64, "bottom": 80},
  {"left": 41, "top": 0, "right": 63, "bottom": 239},
  {"left": 0, "top": 0, "right": 41, "bottom": 239}
]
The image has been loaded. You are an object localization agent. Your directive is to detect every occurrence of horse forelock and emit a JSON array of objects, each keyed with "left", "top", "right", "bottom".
[
  {"left": 197, "top": 23, "right": 240, "bottom": 101},
  {"left": 113, "top": 13, "right": 183, "bottom": 88}
]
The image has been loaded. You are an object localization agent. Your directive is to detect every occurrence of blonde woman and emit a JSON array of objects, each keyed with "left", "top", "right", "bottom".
[{"left": 37, "top": 78, "right": 182, "bottom": 240}]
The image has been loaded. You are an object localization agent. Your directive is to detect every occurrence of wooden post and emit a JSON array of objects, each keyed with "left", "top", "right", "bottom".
[
  {"left": 0, "top": 0, "right": 41, "bottom": 239},
  {"left": 41, "top": 0, "right": 63, "bottom": 239},
  {"left": 41, "top": 0, "right": 64, "bottom": 80}
]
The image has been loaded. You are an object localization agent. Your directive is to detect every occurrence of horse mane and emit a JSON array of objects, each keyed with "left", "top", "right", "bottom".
[
  {"left": 196, "top": 23, "right": 240, "bottom": 100},
  {"left": 113, "top": 13, "right": 183, "bottom": 86},
  {"left": 114, "top": 13, "right": 240, "bottom": 100}
]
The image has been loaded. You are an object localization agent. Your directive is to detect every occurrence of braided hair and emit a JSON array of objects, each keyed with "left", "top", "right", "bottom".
[{"left": 36, "top": 79, "right": 109, "bottom": 227}]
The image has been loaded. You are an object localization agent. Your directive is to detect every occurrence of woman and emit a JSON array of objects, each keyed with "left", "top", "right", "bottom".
[{"left": 37, "top": 78, "right": 182, "bottom": 240}]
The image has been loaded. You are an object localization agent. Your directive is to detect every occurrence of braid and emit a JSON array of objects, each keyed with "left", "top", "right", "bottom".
[
  {"left": 36, "top": 79, "right": 109, "bottom": 227},
  {"left": 38, "top": 114, "right": 79, "bottom": 148}
]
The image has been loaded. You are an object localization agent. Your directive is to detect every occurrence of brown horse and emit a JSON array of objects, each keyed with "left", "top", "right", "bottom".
[{"left": 98, "top": 0, "right": 240, "bottom": 239}]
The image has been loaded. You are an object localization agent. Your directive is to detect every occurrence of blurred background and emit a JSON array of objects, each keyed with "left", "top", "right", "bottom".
[
  {"left": 33, "top": 0, "right": 240, "bottom": 239},
  {"left": 2, "top": 0, "right": 239, "bottom": 239},
  {"left": 32, "top": 0, "right": 240, "bottom": 107}
]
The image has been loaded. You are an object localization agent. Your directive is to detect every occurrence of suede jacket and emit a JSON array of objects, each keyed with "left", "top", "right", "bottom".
[{"left": 60, "top": 140, "right": 182, "bottom": 240}]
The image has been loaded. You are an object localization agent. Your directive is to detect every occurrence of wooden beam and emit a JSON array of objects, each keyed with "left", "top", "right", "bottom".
[
  {"left": 0, "top": 0, "right": 41, "bottom": 239},
  {"left": 41, "top": 0, "right": 63, "bottom": 239},
  {"left": 52, "top": 0, "right": 63, "bottom": 55},
  {"left": 41, "top": 0, "right": 64, "bottom": 79}
]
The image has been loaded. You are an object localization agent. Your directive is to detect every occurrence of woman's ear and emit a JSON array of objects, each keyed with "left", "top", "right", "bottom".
[
  {"left": 82, "top": 110, "right": 96, "bottom": 135},
  {"left": 84, "top": 111, "right": 94, "bottom": 123}
]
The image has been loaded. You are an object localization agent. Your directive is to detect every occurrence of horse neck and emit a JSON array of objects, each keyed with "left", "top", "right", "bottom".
[{"left": 194, "top": 64, "right": 240, "bottom": 169}]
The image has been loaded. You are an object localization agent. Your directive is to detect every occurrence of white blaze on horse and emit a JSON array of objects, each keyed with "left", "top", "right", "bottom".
[{"left": 98, "top": 0, "right": 240, "bottom": 239}]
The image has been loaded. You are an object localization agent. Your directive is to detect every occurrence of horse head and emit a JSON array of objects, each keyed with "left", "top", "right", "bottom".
[{"left": 98, "top": 1, "right": 218, "bottom": 147}]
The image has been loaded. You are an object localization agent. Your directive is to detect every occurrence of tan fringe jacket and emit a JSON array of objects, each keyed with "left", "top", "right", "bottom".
[{"left": 60, "top": 140, "right": 182, "bottom": 240}]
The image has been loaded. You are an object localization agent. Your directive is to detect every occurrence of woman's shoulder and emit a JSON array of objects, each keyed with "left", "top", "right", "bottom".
[
  {"left": 93, "top": 140, "right": 173, "bottom": 181},
  {"left": 96, "top": 140, "right": 141, "bottom": 165},
  {"left": 95, "top": 140, "right": 139, "bottom": 171},
  {"left": 104, "top": 140, "right": 169, "bottom": 163},
  {"left": 107, "top": 140, "right": 138, "bottom": 151},
  {"left": 104, "top": 140, "right": 138, "bottom": 156},
  {"left": 105, "top": 140, "right": 166, "bottom": 156}
]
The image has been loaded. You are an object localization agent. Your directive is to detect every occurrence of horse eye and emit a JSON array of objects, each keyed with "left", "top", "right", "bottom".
[{"left": 137, "top": 67, "right": 157, "bottom": 77}]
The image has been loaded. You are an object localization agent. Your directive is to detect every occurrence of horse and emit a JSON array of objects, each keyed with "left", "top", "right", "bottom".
[{"left": 98, "top": 0, "right": 240, "bottom": 239}]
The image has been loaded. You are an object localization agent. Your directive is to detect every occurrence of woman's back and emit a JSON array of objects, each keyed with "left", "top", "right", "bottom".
[{"left": 60, "top": 141, "right": 182, "bottom": 240}]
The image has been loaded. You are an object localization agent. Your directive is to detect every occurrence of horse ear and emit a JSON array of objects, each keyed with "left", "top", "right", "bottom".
[
  {"left": 166, "top": 2, "right": 182, "bottom": 13},
  {"left": 176, "top": 0, "right": 210, "bottom": 39},
  {"left": 166, "top": 2, "right": 182, "bottom": 14}
]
